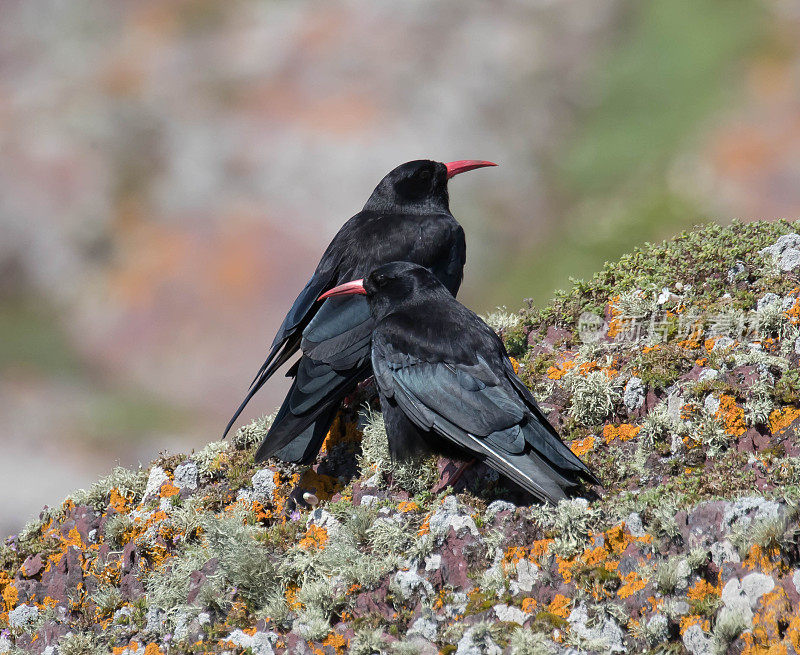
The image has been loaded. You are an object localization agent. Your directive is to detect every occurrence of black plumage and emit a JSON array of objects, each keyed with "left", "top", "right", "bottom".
[
  {"left": 323, "top": 261, "right": 598, "bottom": 503},
  {"left": 223, "top": 159, "right": 495, "bottom": 463}
]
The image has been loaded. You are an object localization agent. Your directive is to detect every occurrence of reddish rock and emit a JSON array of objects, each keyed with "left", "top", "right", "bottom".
[{"left": 20, "top": 553, "right": 43, "bottom": 578}]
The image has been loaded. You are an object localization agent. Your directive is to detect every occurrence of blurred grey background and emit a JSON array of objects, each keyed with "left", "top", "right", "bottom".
[{"left": 2, "top": 0, "right": 800, "bottom": 536}]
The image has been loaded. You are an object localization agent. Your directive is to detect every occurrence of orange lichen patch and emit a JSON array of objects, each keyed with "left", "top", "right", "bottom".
[
  {"left": 548, "top": 594, "right": 571, "bottom": 619},
  {"left": 322, "top": 633, "right": 348, "bottom": 655},
  {"left": 40, "top": 596, "right": 58, "bottom": 609},
  {"left": 679, "top": 615, "right": 710, "bottom": 635},
  {"left": 579, "top": 361, "right": 599, "bottom": 375},
  {"left": 704, "top": 337, "right": 721, "bottom": 352},
  {"left": 299, "top": 524, "right": 329, "bottom": 551},
  {"left": 715, "top": 394, "right": 746, "bottom": 437},
  {"left": 569, "top": 435, "right": 595, "bottom": 458},
  {"left": 501, "top": 540, "right": 553, "bottom": 574},
  {"left": 695, "top": 357, "right": 709, "bottom": 366},
  {"left": 686, "top": 578, "right": 720, "bottom": 601},
  {"left": 398, "top": 501, "right": 419, "bottom": 513},
  {"left": 509, "top": 357, "right": 520, "bottom": 374},
  {"left": 530, "top": 539, "right": 553, "bottom": 561},
  {"left": 159, "top": 481, "right": 180, "bottom": 498},
  {"left": 432, "top": 589, "right": 449, "bottom": 611},
  {"left": 547, "top": 360, "right": 577, "bottom": 380},
  {"left": 742, "top": 586, "right": 800, "bottom": 655},
  {"left": 642, "top": 344, "right": 661, "bottom": 354},
  {"left": 417, "top": 515, "right": 431, "bottom": 536},
  {"left": 603, "top": 423, "right": 641, "bottom": 444},
  {"left": 618, "top": 571, "right": 647, "bottom": 599},
  {"left": 581, "top": 545, "right": 607, "bottom": 568},
  {"left": 786, "top": 298, "right": 800, "bottom": 325},
  {"left": 318, "top": 413, "right": 362, "bottom": 457},
  {"left": 558, "top": 557, "right": 577, "bottom": 584},
  {"left": 677, "top": 334, "right": 702, "bottom": 350},
  {"left": 143, "top": 644, "right": 164, "bottom": 655},
  {"left": 285, "top": 584, "right": 302, "bottom": 611},
  {"left": 295, "top": 470, "right": 342, "bottom": 504},
  {"left": 742, "top": 544, "right": 782, "bottom": 575},
  {"left": 521, "top": 597, "right": 538, "bottom": 613},
  {"left": 769, "top": 407, "right": 800, "bottom": 435},
  {"left": 63, "top": 527, "right": 85, "bottom": 550},
  {"left": 502, "top": 546, "right": 527, "bottom": 571},
  {"left": 607, "top": 318, "right": 623, "bottom": 338},
  {"left": 681, "top": 402, "right": 699, "bottom": 421},
  {"left": 605, "top": 524, "right": 632, "bottom": 556},
  {"left": 109, "top": 488, "right": 131, "bottom": 513},
  {"left": 3, "top": 581, "right": 18, "bottom": 611}
]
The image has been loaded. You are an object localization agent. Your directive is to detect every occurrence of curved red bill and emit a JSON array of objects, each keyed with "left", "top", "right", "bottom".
[
  {"left": 318, "top": 279, "right": 366, "bottom": 301},
  {"left": 444, "top": 160, "right": 498, "bottom": 180}
]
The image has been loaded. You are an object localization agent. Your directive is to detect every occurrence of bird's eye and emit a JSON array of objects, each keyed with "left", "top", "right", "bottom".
[
  {"left": 417, "top": 169, "right": 431, "bottom": 181},
  {"left": 373, "top": 274, "right": 388, "bottom": 287}
]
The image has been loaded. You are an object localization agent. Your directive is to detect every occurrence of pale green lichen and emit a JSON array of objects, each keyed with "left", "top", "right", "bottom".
[
  {"left": 653, "top": 556, "right": 686, "bottom": 594},
  {"left": 57, "top": 632, "right": 107, "bottom": 655},
  {"left": 508, "top": 627, "right": 555, "bottom": 655},
  {"left": 692, "top": 407, "right": 729, "bottom": 457},
  {"left": 103, "top": 513, "right": 134, "bottom": 548},
  {"left": 92, "top": 585, "right": 123, "bottom": 616},
  {"left": 233, "top": 412, "right": 276, "bottom": 450},
  {"left": 617, "top": 288, "right": 657, "bottom": 321},
  {"left": 564, "top": 365, "right": 622, "bottom": 426},
  {"left": 350, "top": 627, "right": 389, "bottom": 655},
  {"left": 529, "top": 498, "right": 601, "bottom": 558},
  {"left": 730, "top": 512, "right": 790, "bottom": 558},
  {"left": 481, "top": 306, "right": 522, "bottom": 333},
  {"left": 191, "top": 440, "right": 230, "bottom": 478},
  {"left": 712, "top": 605, "right": 751, "bottom": 655},
  {"left": 744, "top": 378, "right": 774, "bottom": 428},
  {"left": 358, "top": 408, "right": 438, "bottom": 494},
  {"left": 292, "top": 606, "right": 331, "bottom": 641}
]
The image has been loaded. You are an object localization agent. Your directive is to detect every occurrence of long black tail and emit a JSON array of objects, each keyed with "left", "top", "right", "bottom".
[
  {"left": 262, "top": 404, "right": 340, "bottom": 464},
  {"left": 254, "top": 358, "right": 370, "bottom": 463}
]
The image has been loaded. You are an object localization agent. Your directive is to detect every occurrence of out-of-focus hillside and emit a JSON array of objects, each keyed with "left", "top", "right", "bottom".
[{"left": 0, "top": 0, "right": 799, "bottom": 536}]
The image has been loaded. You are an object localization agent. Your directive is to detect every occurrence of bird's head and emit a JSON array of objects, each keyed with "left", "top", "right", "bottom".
[
  {"left": 318, "top": 261, "right": 443, "bottom": 318},
  {"left": 363, "top": 159, "right": 496, "bottom": 214}
]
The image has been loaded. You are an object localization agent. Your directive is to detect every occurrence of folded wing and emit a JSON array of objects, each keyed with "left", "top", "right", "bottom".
[{"left": 372, "top": 335, "right": 595, "bottom": 502}]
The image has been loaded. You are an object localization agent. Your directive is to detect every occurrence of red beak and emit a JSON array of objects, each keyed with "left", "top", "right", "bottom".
[
  {"left": 445, "top": 160, "right": 497, "bottom": 180},
  {"left": 318, "top": 279, "right": 366, "bottom": 301}
]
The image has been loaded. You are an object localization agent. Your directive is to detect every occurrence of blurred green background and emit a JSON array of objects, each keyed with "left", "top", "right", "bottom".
[{"left": 1, "top": 0, "right": 799, "bottom": 535}]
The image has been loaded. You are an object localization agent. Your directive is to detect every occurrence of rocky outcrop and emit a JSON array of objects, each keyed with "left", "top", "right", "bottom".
[{"left": 2, "top": 220, "right": 800, "bottom": 654}]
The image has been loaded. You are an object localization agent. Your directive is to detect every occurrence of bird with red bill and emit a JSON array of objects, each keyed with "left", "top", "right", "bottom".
[
  {"left": 318, "top": 261, "right": 598, "bottom": 503},
  {"left": 223, "top": 159, "right": 496, "bottom": 465}
]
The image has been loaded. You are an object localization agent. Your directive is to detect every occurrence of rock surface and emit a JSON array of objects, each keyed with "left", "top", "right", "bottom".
[{"left": 1, "top": 221, "right": 800, "bottom": 654}]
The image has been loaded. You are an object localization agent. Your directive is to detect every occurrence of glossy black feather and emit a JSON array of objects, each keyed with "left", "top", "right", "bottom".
[
  {"left": 223, "top": 161, "right": 469, "bottom": 465},
  {"left": 367, "top": 262, "right": 597, "bottom": 503}
]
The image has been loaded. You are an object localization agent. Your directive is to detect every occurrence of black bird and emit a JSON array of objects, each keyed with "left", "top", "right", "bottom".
[
  {"left": 223, "top": 159, "right": 497, "bottom": 463},
  {"left": 318, "top": 262, "right": 598, "bottom": 503}
]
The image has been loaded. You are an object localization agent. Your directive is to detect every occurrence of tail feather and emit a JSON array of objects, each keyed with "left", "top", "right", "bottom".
[
  {"left": 428, "top": 413, "right": 583, "bottom": 504},
  {"left": 266, "top": 405, "right": 339, "bottom": 464},
  {"left": 254, "top": 360, "right": 370, "bottom": 463}
]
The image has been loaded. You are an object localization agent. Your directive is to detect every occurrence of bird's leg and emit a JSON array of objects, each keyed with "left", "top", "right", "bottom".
[
  {"left": 432, "top": 458, "right": 476, "bottom": 494},
  {"left": 343, "top": 376, "right": 376, "bottom": 406}
]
